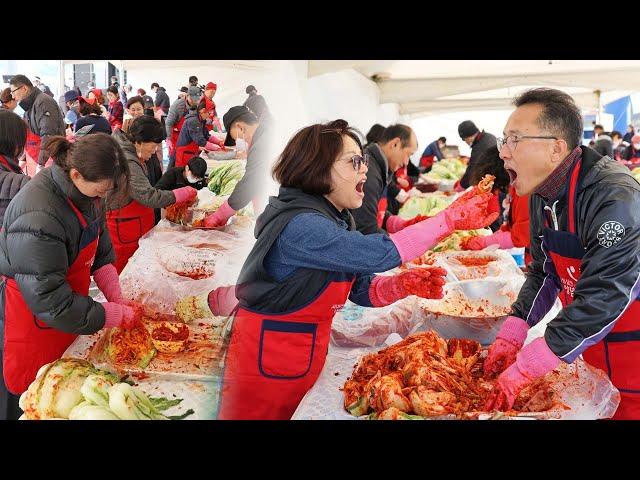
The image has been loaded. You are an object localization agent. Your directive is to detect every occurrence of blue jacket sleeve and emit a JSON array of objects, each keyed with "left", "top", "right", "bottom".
[{"left": 271, "top": 213, "right": 402, "bottom": 275}]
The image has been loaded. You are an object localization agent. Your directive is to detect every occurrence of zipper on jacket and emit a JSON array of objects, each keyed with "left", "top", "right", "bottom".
[{"left": 544, "top": 200, "right": 560, "bottom": 230}]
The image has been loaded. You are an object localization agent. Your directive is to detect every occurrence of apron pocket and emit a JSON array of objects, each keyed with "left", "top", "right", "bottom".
[
  {"left": 115, "top": 217, "right": 142, "bottom": 244},
  {"left": 605, "top": 333, "right": 640, "bottom": 393},
  {"left": 258, "top": 319, "right": 317, "bottom": 379}
]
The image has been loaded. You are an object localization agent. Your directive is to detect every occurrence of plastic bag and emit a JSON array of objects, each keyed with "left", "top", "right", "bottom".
[
  {"left": 118, "top": 220, "right": 255, "bottom": 314},
  {"left": 330, "top": 297, "right": 424, "bottom": 348}
]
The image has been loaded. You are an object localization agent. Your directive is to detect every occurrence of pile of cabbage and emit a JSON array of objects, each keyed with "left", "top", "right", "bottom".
[
  {"left": 432, "top": 229, "right": 492, "bottom": 252},
  {"left": 423, "top": 158, "right": 467, "bottom": 182},
  {"left": 398, "top": 193, "right": 454, "bottom": 218},
  {"left": 19, "top": 358, "right": 193, "bottom": 420},
  {"left": 208, "top": 160, "right": 245, "bottom": 196}
]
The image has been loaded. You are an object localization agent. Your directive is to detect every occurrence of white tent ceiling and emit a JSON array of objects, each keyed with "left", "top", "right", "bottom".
[{"left": 308, "top": 60, "right": 640, "bottom": 117}]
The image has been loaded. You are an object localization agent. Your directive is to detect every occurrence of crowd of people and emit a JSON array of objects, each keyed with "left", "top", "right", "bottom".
[
  {"left": 1, "top": 74, "right": 639, "bottom": 421},
  {"left": 0, "top": 72, "right": 273, "bottom": 419}
]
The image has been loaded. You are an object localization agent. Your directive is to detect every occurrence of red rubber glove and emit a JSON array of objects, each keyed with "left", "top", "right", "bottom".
[
  {"left": 92, "top": 264, "right": 123, "bottom": 303},
  {"left": 204, "top": 200, "right": 236, "bottom": 228},
  {"left": 102, "top": 302, "right": 136, "bottom": 329},
  {"left": 484, "top": 337, "right": 561, "bottom": 411},
  {"left": 369, "top": 267, "right": 447, "bottom": 307},
  {"left": 462, "top": 229, "right": 515, "bottom": 251},
  {"left": 444, "top": 192, "right": 500, "bottom": 231},
  {"left": 173, "top": 186, "right": 197, "bottom": 204},
  {"left": 205, "top": 141, "right": 222, "bottom": 151},
  {"left": 483, "top": 316, "right": 529, "bottom": 378},
  {"left": 385, "top": 214, "right": 430, "bottom": 234}
]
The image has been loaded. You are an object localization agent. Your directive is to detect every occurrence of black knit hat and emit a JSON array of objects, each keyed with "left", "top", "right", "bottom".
[{"left": 458, "top": 120, "right": 479, "bottom": 139}]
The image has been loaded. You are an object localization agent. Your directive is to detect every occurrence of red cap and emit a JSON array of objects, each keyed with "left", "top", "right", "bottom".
[
  {"left": 206, "top": 82, "right": 217, "bottom": 91},
  {"left": 79, "top": 96, "right": 96, "bottom": 105},
  {"left": 90, "top": 88, "right": 102, "bottom": 97}
]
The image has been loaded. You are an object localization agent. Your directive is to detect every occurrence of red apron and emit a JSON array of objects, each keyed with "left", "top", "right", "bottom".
[
  {"left": 218, "top": 276, "right": 354, "bottom": 419},
  {"left": 168, "top": 116, "right": 187, "bottom": 158},
  {"left": 2, "top": 198, "right": 100, "bottom": 394},
  {"left": 544, "top": 158, "right": 640, "bottom": 419},
  {"left": 24, "top": 127, "right": 41, "bottom": 177},
  {"left": 419, "top": 154, "right": 436, "bottom": 170},
  {"left": 395, "top": 166, "right": 412, "bottom": 192},
  {"left": 106, "top": 200, "right": 155, "bottom": 273},
  {"left": 175, "top": 142, "right": 201, "bottom": 168}
]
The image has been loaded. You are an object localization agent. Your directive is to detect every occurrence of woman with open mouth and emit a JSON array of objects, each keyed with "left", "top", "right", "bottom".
[{"left": 204, "top": 119, "right": 500, "bottom": 420}]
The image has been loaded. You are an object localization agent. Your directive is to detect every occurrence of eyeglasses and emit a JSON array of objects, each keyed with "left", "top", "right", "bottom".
[
  {"left": 349, "top": 153, "right": 370, "bottom": 171},
  {"left": 497, "top": 135, "right": 558, "bottom": 152},
  {"left": 10, "top": 85, "right": 24, "bottom": 95}
]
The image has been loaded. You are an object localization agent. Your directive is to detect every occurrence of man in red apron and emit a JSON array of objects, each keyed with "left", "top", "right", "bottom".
[
  {"left": 482, "top": 88, "right": 640, "bottom": 419},
  {"left": 9, "top": 75, "right": 65, "bottom": 177}
]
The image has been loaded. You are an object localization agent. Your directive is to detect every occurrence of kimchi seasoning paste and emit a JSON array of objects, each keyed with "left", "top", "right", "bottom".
[
  {"left": 152, "top": 324, "right": 189, "bottom": 342},
  {"left": 455, "top": 256, "right": 495, "bottom": 267}
]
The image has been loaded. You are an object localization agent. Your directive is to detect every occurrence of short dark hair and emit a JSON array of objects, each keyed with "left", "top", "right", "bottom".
[
  {"left": 107, "top": 86, "right": 119, "bottom": 97},
  {"left": 232, "top": 111, "right": 259, "bottom": 129},
  {"left": 379, "top": 124, "right": 414, "bottom": 147},
  {"left": 150, "top": 82, "right": 159, "bottom": 89},
  {"left": 272, "top": 119, "right": 363, "bottom": 196},
  {"left": 438, "top": 136, "right": 447, "bottom": 143},
  {"left": 513, "top": 88, "right": 583, "bottom": 150},
  {"left": 78, "top": 98, "right": 102, "bottom": 116},
  {"left": 137, "top": 88, "right": 146, "bottom": 96},
  {"left": 9, "top": 74, "right": 33, "bottom": 89},
  {"left": 187, "top": 156, "right": 207, "bottom": 178},
  {"left": 189, "top": 76, "right": 198, "bottom": 84},
  {"left": 44, "top": 133, "right": 129, "bottom": 194},
  {"left": 127, "top": 115, "right": 164, "bottom": 143},
  {"left": 126, "top": 96, "right": 145, "bottom": 110},
  {"left": 245, "top": 85, "right": 257, "bottom": 94},
  {"left": 467, "top": 145, "right": 509, "bottom": 192},
  {"left": 611, "top": 130, "right": 622, "bottom": 140},
  {"left": 0, "top": 110, "right": 28, "bottom": 158},
  {"left": 593, "top": 124, "right": 604, "bottom": 131},
  {"left": 1, "top": 88, "right": 13, "bottom": 104},
  {"left": 365, "top": 124, "right": 385, "bottom": 145}
]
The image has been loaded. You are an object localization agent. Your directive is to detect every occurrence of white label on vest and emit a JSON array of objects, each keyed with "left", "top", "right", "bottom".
[{"left": 597, "top": 221, "right": 625, "bottom": 249}]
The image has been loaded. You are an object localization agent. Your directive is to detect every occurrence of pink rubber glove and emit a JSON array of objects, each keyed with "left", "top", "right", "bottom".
[
  {"left": 205, "top": 141, "right": 222, "bottom": 151},
  {"left": 207, "top": 285, "right": 239, "bottom": 316},
  {"left": 484, "top": 337, "right": 561, "bottom": 411},
  {"left": 388, "top": 191, "right": 497, "bottom": 264},
  {"left": 93, "top": 264, "right": 123, "bottom": 304},
  {"left": 385, "top": 214, "right": 430, "bottom": 234},
  {"left": 208, "top": 134, "right": 225, "bottom": 147},
  {"left": 102, "top": 302, "right": 135, "bottom": 329},
  {"left": 483, "top": 316, "right": 529, "bottom": 377},
  {"left": 173, "top": 186, "right": 197, "bottom": 204},
  {"left": 369, "top": 268, "right": 447, "bottom": 307},
  {"left": 204, "top": 200, "right": 236, "bottom": 228},
  {"left": 464, "top": 229, "right": 515, "bottom": 251}
]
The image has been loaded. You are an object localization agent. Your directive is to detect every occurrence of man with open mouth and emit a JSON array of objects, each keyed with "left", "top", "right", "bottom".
[{"left": 483, "top": 88, "right": 640, "bottom": 419}]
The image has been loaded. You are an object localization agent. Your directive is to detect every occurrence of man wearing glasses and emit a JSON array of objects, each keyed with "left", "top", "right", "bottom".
[
  {"left": 350, "top": 124, "right": 423, "bottom": 235},
  {"left": 9, "top": 74, "right": 65, "bottom": 176},
  {"left": 483, "top": 88, "right": 640, "bottom": 419}
]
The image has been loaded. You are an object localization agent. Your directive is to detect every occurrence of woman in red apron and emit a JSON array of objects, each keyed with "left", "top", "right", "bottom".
[
  {"left": 485, "top": 156, "right": 640, "bottom": 419},
  {"left": 174, "top": 98, "right": 225, "bottom": 168},
  {"left": 108, "top": 116, "right": 197, "bottom": 273},
  {"left": 0, "top": 133, "right": 136, "bottom": 418},
  {"left": 213, "top": 119, "right": 499, "bottom": 419}
]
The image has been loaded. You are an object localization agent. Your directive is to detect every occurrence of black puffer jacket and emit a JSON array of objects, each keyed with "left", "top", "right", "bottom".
[
  {"left": 19, "top": 87, "right": 65, "bottom": 166},
  {"left": 0, "top": 155, "right": 29, "bottom": 224},
  {"left": 0, "top": 164, "right": 114, "bottom": 334},
  {"left": 512, "top": 147, "right": 640, "bottom": 362}
]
